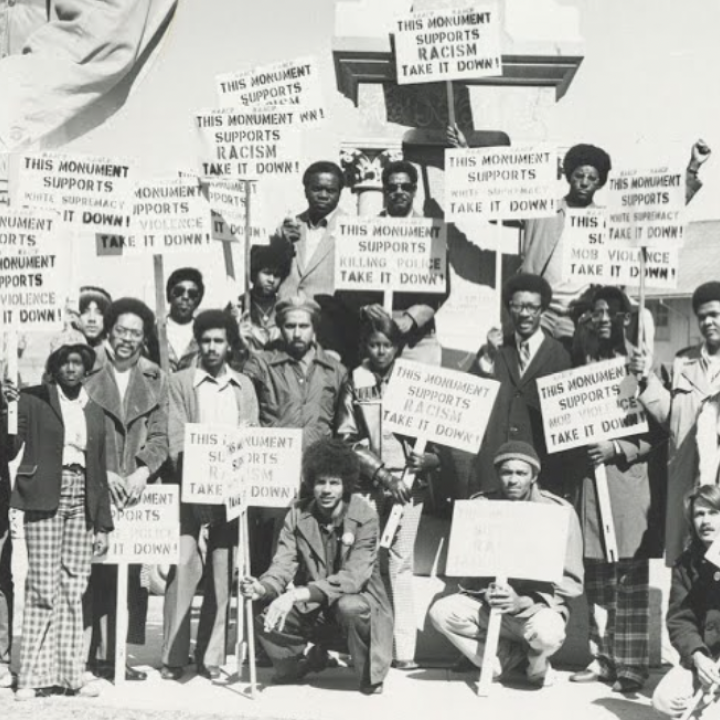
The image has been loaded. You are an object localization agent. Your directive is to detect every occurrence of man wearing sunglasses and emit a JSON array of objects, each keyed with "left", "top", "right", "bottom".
[{"left": 161, "top": 268, "right": 205, "bottom": 373}]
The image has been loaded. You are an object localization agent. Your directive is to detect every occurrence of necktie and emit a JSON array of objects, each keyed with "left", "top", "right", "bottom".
[{"left": 519, "top": 342, "right": 531, "bottom": 374}]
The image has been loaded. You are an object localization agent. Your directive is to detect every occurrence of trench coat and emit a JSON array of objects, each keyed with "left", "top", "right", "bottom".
[
  {"left": 639, "top": 346, "right": 714, "bottom": 565},
  {"left": 259, "top": 494, "right": 393, "bottom": 685}
]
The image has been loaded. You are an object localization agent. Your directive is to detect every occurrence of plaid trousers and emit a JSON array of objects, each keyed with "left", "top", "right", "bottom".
[
  {"left": 584, "top": 558, "right": 650, "bottom": 683},
  {"left": 20, "top": 469, "right": 93, "bottom": 690}
]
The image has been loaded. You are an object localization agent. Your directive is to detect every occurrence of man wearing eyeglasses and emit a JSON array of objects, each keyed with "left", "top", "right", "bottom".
[
  {"left": 152, "top": 268, "right": 205, "bottom": 373},
  {"left": 474, "top": 274, "right": 573, "bottom": 497},
  {"left": 569, "top": 286, "right": 659, "bottom": 694},
  {"left": 83, "top": 298, "right": 169, "bottom": 683}
]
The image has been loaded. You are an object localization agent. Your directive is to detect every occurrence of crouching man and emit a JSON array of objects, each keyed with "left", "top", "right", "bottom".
[
  {"left": 240, "top": 439, "right": 392, "bottom": 695},
  {"left": 429, "top": 441, "right": 583, "bottom": 687}
]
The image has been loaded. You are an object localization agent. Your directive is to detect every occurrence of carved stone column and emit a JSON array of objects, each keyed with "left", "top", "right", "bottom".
[{"left": 339, "top": 141, "right": 403, "bottom": 216}]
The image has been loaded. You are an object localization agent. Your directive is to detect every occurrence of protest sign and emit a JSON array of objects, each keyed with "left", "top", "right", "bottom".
[
  {"left": 216, "top": 56, "right": 326, "bottom": 126},
  {"left": 335, "top": 217, "right": 447, "bottom": 293},
  {"left": 382, "top": 359, "right": 499, "bottom": 453},
  {"left": 182, "top": 423, "right": 236, "bottom": 504},
  {"left": 225, "top": 427, "right": 303, "bottom": 520},
  {"left": 15, "top": 152, "right": 134, "bottom": 234},
  {"left": 0, "top": 208, "right": 71, "bottom": 331},
  {"left": 195, "top": 106, "right": 303, "bottom": 179},
  {"left": 94, "top": 486, "right": 180, "bottom": 564},
  {"left": 445, "top": 145, "right": 557, "bottom": 222},
  {"left": 537, "top": 357, "right": 648, "bottom": 454},
  {"left": 394, "top": 5, "right": 502, "bottom": 84},
  {"left": 207, "top": 179, "right": 268, "bottom": 244},
  {"left": 607, "top": 166, "right": 686, "bottom": 248},
  {"left": 126, "top": 177, "right": 212, "bottom": 255},
  {"left": 446, "top": 499, "right": 569, "bottom": 582},
  {"left": 0, "top": 153, "right": 8, "bottom": 207},
  {"left": 561, "top": 209, "right": 678, "bottom": 289}
]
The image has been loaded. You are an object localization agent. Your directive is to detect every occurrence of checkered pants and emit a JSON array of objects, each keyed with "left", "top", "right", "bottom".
[
  {"left": 584, "top": 558, "right": 650, "bottom": 683},
  {"left": 20, "top": 468, "right": 93, "bottom": 690}
]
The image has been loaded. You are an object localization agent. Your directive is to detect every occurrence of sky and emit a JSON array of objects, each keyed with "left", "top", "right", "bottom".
[{"left": 62, "top": 0, "right": 720, "bottom": 305}]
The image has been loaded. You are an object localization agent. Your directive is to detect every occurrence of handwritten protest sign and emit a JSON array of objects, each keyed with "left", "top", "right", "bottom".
[
  {"left": 394, "top": 5, "right": 502, "bottom": 84},
  {"left": 335, "top": 217, "right": 447, "bottom": 293},
  {"left": 94, "top": 486, "right": 180, "bottom": 564},
  {"left": 607, "top": 166, "right": 686, "bottom": 248},
  {"left": 126, "top": 177, "right": 212, "bottom": 255},
  {"left": 207, "top": 179, "right": 269, "bottom": 244},
  {"left": 216, "top": 56, "right": 326, "bottom": 126},
  {"left": 445, "top": 145, "right": 557, "bottom": 222},
  {"left": 225, "top": 428, "right": 303, "bottom": 520},
  {"left": 537, "top": 357, "right": 648, "bottom": 453},
  {"left": 182, "top": 423, "right": 237, "bottom": 504},
  {"left": 195, "top": 106, "right": 303, "bottom": 179},
  {"left": 0, "top": 209, "right": 71, "bottom": 331},
  {"left": 446, "top": 499, "right": 569, "bottom": 582},
  {"left": 561, "top": 209, "right": 678, "bottom": 289},
  {"left": 382, "top": 359, "right": 499, "bottom": 453},
  {"left": 16, "top": 152, "right": 134, "bottom": 234}
]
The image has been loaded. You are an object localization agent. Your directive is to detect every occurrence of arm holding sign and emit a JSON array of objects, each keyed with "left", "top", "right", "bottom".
[
  {"left": 686, "top": 139, "right": 712, "bottom": 204},
  {"left": 629, "top": 351, "right": 672, "bottom": 432}
]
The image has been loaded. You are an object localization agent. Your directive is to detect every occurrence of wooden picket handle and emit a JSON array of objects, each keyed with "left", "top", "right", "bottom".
[
  {"left": 241, "top": 509, "right": 257, "bottom": 698},
  {"left": 383, "top": 290, "right": 394, "bottom": 316},
  {"left": 235, "top": 514, "right": 246, "bottom": 679},
  {"left": 244, "top": 179, "right": 252, "bottom": 313},
  {"left": 153, "top": 255, "right": 170, "bottom": 374},
  {"left": 594, "top": 462, "right": 618, "bottom": 563},
  {"left": 637, "top": 246, "right": 647, "bottom": 351},
  {"left": 6, "top": 330, "right": 18, "bottom": 435},
  {"left": 379, "top": 437, "right": 427, "bottom": 548},
  {"left": 477, "top": 574, "right": 507, "bottom": 697},
  {"left": 446, "top": 81, "right": 456, "bottom": 128},
  {"left": 114, "top": 562, "right": 129, "bottom": 686}
]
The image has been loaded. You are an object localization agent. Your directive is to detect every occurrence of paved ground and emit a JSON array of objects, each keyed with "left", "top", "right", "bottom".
[{"left": 0, "top": 592, "right": 671, "bottom": 720}]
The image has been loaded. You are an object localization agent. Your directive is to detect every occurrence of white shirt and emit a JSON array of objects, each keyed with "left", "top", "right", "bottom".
[
  {"left": 515, "top": 328, "right": 544, "bottom": 376},
  {"left": 194, "top": 366, "right": 242, "bottom": 426},
  {"left": 112, "top": 366, "right": 131, "bottom": 404},
  {"left": 58, "top": 386, "right": 89, "bottom": 468},
  {"left": 303, "top": 207, "right": 338, "bottom": 265},
  {"left": 166, "top": 316, "right": 194, "bottom": 361}
]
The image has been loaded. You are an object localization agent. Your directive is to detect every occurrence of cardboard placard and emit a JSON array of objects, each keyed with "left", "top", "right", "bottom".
[
  {"left": 394, "top": 5, "right": 502, "bottom": 85},
  {"left": 0, "top": 208, "right": 71, "bottom": 331},
  {"left": 705, "top": 534, "right": 720, "bottom": 570},
  {"left": 382, "top": 359, "right": 500, "bottom": 453},
  {"left": 94, "top": 486, "right": 180, "bottom": 564},
  {"left": 225, "top": 427, "right": 303, "bottom": 520},
  {"left": 537, "top": 357, "right": 648, "bottom": 453},
  {"left": 561, "top": 209, "right": 678, "bottom": 289},
  {"left": 195, "top": 106, "right": 303, "bottom": 179},
  {"left": 335, "top": 217, "right": 447, "bottom": 293},
  {"left": 216, "top": 56, "right": 326, "bottom": 126},
  {"left": 446, "top": 499, "right": 569, "bottom": 582},
  {"left": 126, "top": 177, "right": 212, "bottom": 255},
  {"left": 207, "top": 179, "right": 268, "bottom": 244},
  {"left": 16, "top": 152, "right": 135, "bottom": 234},
  {"left": 607, "top": 166, "right": 686, "bottom": 248},
  {"left": 181, "top": 423, "right": 237, "bottom": 504},
  {"left": 445, "top": 146, "right": 557, "bottom": 221}
]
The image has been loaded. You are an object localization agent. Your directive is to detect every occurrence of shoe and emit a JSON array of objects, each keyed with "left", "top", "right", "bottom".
[
  {"left": 450, "top": 655, "right": 477, "bottom": 673},
  {"left": 527, "top": 665, "right": 558, "bottom": 688},
  {"left": 77, "top": 681, "right": 103, "bottom": 698},
  {"left": 92, "top": 663, "right": 147, "bottom": 682},
  {"left": 197, "top": 664, "right": 221, "bottom": 680},
  {"left": 160, "top": 666, "right": 184, "bottom": 681},
  {"left": 0, "top": 669, "right": 13, "bottom": 689},
  {"left": 306, "top": 645, "right": 338, "bottom": 672},
  {"left": 124, "top": 665, "right": 147, "bottom": 682},
  {"left": 570, "top": 665, "right": 613, "bottom": 684},
  {"left": 392, "top": 660, "right": 419, "bottom": 671},
  {"left": 612, "top": 678, "right": 643, "bottom": 694},
  {"left": 359, "top": 682, "right": 384, "bottom": 695},
  {"left": 271, "top": 659, "right": 311, "bottom": 685},
  {"left": 15, "top": 687, "right": 54, "bottom": 701}
]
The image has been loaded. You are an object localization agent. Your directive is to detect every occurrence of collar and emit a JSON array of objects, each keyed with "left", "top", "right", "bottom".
[
  {"left": 515, "top": 328, "right": 544, "bottom": 355},
  {"left": 311, "top": 499, "right": 348, "bottom": 528},
  {"left": 193, "top": 365, "right": 241, "bottom": 389},
  {"left": 57, "top": 385, "right": 89, "bottom": 409},
  {"left": 268, "top": 344, "right": 335, "bottom": 369},
  {"left": 701, "top": 344, "right": 720, "bottom": 365},
  {"left": 299, "top": 206, "right": 339, "bottom": 230}
]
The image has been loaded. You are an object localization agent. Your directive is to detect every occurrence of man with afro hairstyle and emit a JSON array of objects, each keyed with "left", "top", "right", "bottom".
[{"left": 241, "top": 439, "right": 392, "bottom": 695}]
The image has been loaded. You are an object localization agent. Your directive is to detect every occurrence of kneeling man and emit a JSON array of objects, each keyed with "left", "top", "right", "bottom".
[
  {"left": 241, "top": 439, "right": 392, "bottom": 694},
  {"left": 430, "top": 441, "right": 583, "bottom": 687}
]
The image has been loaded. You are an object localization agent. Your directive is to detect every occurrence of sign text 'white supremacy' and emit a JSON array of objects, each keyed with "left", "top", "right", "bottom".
[
  {"left": 561, "top": 209, "right": 678, "bottom": 289},
  {"left": 195, "top": 107, "right": 303, "bottom": 178},
  {"left": 446, "top": 500, "right": 569, "bottom": 582},
  {"left": 394, "top": 5, "right": 502, "bottom": 84},
  {"left": 127, "top": 177, "right": 212, "bottom": 255},
  {"left": 382, "top": 359, "right": 499, "bottom": 453},
  {"left": 537, "top": 357, "right": 648, "bottom": 453},
  {"left": 225, "top": 427, "right": 302, "bottom": 520},
  {"left": 607, "top": 166, "right": 685, "bottom": 248},
  {"left": 445, "top": 145, "right": 557, "bottom": 221},
  {"left": 335, "top": 218, "right": 447, "bottom": 293},
  {"left": 94, "top": 486, "right": 180, "bottom": 564},
  {"left": 216, "top": 56, "right": 326, "bottom": 126},
  {"left": 16, "top": 152, "right": 135, "bottom": 233},
  {"left": 0, "top": 209, "right": 71, "bottom": 330}
]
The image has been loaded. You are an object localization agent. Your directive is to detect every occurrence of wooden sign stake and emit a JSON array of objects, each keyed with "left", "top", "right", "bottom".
[
  {"left": 594, "top": 463, "right": 618, "bottom": 563},
  {"left": 114, "top": 562, "right": 129, "bottom": 686},
  {"left": 477, "top": 573, "right": 507, "bottom": 697},
  {"left": 6, "top": 329, "right": 18, "bottom": 435},
  {"left": 153, "top": 255, "right": 170, "bottom": 374}
]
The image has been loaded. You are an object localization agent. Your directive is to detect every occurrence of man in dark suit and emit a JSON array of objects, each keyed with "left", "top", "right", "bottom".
[{"left": 474, "top": 274, "right": 574, "bottom": 498}]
